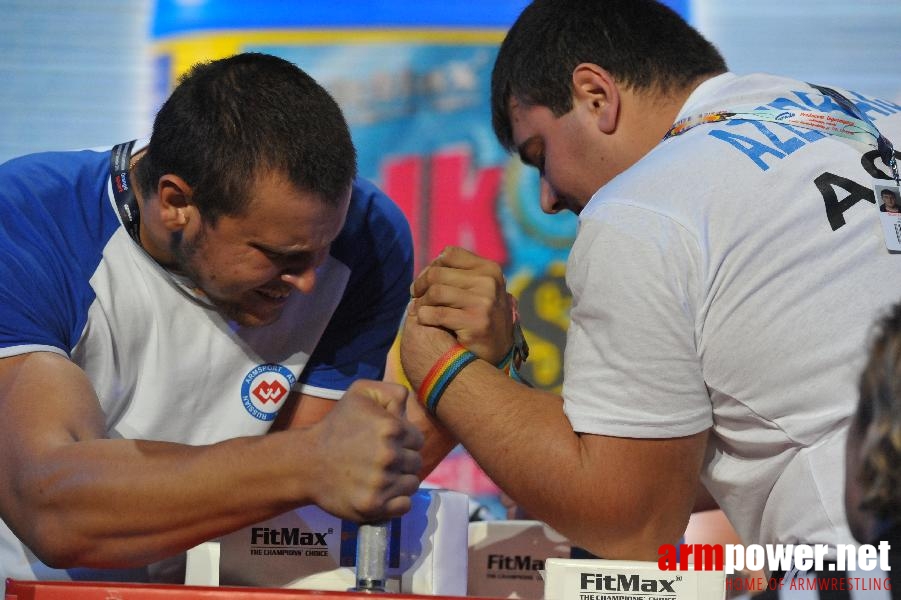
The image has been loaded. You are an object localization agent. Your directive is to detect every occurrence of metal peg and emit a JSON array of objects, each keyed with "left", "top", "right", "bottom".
[{"left": 351, "top": 521, "right": 389, "bottom": 593}]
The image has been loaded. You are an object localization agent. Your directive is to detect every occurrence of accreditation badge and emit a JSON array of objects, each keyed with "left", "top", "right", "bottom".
[{"left": 875, "top": 182, "right": 901, "bottom": 252}]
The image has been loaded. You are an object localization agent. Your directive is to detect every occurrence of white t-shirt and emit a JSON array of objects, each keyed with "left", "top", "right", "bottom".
[{"left": 563, "top": 73, "right": 901, "bottom": 549}]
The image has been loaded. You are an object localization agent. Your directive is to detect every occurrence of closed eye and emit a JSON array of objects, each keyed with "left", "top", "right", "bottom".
[
  {"left": 517, "top": 139, "right": 546, "bottom": 176},
  {"left": 255, "top": 245, "right": 313, "bottom": 263}
]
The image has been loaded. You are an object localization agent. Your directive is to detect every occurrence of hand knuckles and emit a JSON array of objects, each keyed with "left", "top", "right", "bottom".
[
  {"left": 433, "top": 306, "right": 452, "bottom": 321},
  {"left": 424, "top": 267, "right": 445, "bottom": 286},
  {"left": 408, "top": 453, "right": 423, "bottom": 475},
  {"left": 420, "top": 270, "right": 434, "bottom": 287},
  {"left": 424, "top": 284, "right": 446, "bottom": 304},
  {"left": 474, "top": 295, "right": 492, "bottom": 312},
  {"left": 380, "top": 446, "right": 403, "bottom": 470},
  {"left": 414, "top": 305, "right": 434, "bottom": 325},
  {"left": 470, "top": 313, "right": 490, "bottom": 331},
  {"left": 356, "top": 497, "right": 384, "bottom": 521},
  {"left": 407, "top": 427, "right": 425, "bottom": 450},
  {"left": 444, "top": 246, "right": 462, "bottom": 260},
  {"left": 405, "top": 473, "right": 422, "bottom": 493},
  {"left": 472, "top": 273, "right": 491, "bottom": 289}
]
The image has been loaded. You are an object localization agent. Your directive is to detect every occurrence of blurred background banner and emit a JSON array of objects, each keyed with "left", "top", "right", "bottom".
[
  {"left": 0, "top": 0, "right": 898, "bottom": 515},
  {"left": 148, "top": 0, "right": 688, "bottom": 393},
  {"left": 151, "top": 0, "right": 680, "bottom": 503}
]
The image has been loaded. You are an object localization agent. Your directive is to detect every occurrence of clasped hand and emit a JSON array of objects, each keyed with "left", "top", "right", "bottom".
[{"left": 402, "top": 246, "right": 515, "bottom": 389}]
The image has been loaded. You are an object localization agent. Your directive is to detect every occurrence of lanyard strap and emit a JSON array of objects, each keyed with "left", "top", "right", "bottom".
[
  {"left": 812, "top": 83, "right": 899, "bottom": 185},
  {"left": 109, "top": 140, "right": 142, "bottom": 245},
  {"left": 663, "top": 84, "right": 900, "bottom": 186}
]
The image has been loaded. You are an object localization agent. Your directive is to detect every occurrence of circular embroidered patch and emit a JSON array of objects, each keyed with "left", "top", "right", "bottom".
[{"left": 241, "top": 364, "right": 296, "bottom": 421}]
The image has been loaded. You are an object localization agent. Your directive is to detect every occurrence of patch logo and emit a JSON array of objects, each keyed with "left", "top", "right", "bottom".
[{"left": 241, "top": 364, "right": 296, "bottom": 421}]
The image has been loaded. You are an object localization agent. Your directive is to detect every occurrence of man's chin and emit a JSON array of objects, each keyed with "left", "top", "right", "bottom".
[
  {"left": 232, "top": 313, "right": 280, "bottom": 327},
  {"left": 213, "top": 300, "right": 282, "bottom": 328},
  {"left": 235, "top": 308, "right": 285, "bottom": 327}
]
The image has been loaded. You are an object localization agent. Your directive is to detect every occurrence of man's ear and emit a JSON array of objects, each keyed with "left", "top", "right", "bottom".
[
  {"left": 156, "top": 174, "right": 194, "bottom": 231},
  {"left": 572, "top": 62, "right": 620, "bottom": 134}
]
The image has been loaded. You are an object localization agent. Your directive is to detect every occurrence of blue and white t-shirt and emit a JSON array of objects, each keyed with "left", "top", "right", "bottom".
[
  {"left": 0, "top": 143, "right": 413, "bottom": 582},
  {"left": 0, "top": 144, "right": 413, "bottom": 442},
  {"left": 0, "top": 143, "right": 415, "bottom": 588}
]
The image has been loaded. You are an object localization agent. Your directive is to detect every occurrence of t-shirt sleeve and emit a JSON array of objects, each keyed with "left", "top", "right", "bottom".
[
  {"left": 0, "top": 246, "right": 77, "bottom": 358},
  {"left": 296, "top": 181, "right": 414, "bottom": 398},
  {"left": 0, "top": 154, "right": 104, "bottom": 358},
  {"left": 562, "top": 202, "right": 713, "bottom": 438}
]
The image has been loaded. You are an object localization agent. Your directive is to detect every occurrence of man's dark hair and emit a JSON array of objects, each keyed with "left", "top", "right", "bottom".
[
  {"left": 882, "top": 189, "right": 898, "bottom": 201},
  {"left": 137, "top": 52, "right": 356, "bottom": 223},
  {"left": 490, "top": 0, "right": 728, "bottom": 150},
  {"left": 854, "top": 301, "right": 901, "bottom": 527}
]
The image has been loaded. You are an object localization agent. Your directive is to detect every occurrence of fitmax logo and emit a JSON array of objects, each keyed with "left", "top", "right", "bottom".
[
  {"left": 251, "top": 527, "right": 331, "bottom": 546},
  {"left": 487, "top": 554, "right": 544, "bottom": 570},
  {"left": 581, "top": 572, "right": 677, "bottom": 594}
]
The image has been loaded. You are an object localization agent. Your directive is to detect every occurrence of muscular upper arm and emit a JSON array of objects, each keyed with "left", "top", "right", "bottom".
[
  {"left": 573, "top": 428, "right": 709, "bottom": 558},
  {"left": 0, "top": 351, "right": 105, "bottom": 451},
  {"left": 0, "top": 352, "right": 105, "bottom": 529}
]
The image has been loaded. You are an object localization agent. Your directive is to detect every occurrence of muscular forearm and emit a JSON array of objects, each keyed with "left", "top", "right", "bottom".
[
  {"left": 1, "top": 353, "right": 421, "bottom": 570},
  {"left": 8, "top": 430, "right": 322, "bottom": 568},
  {"left": 403, "top": 247, "right": 705, "bottom": 559},
  {"left": 428, "top": 361, "right": 703, "bottom": 559},
  {"left": 404, "top": 392, "right": 459, "bottom": 478}
]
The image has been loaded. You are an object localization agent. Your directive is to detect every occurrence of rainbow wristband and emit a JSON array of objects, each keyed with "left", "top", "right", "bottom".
[{"left": 418, "top": 344, "right": 478, "bottom": 414}]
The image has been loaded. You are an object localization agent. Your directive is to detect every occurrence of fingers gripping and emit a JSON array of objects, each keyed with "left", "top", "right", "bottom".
[
  {"left": 409, "top": 247, "right": 514, "bottom": 358},
  {"left": 350, "top": 380, "right": 408, "bottom": 417},
  {"left": 316, "top": 382, "right": 424, "bottom": 521}
]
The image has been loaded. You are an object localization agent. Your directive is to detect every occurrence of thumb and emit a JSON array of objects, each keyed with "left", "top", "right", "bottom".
[{"left": 351, "top": 380, "right": 408, "bottom": 417}]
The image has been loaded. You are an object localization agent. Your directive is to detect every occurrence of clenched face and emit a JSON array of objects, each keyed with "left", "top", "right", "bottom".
[
  {"left": 172, "top": 171, "right": 350, "bottom": 327},
  {"left": 507, "top": 64, "right": 673, "bottom": 218},
  {"left": 509, "top": 96, "right": 624, "bottom": 216}
]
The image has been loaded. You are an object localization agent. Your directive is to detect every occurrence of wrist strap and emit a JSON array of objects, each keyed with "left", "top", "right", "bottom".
[
  {"left": 495, "top": 346, "right": 523, "bottom": 382},
  {"left": 418, "top": 344, "right": 478, "bottom": 414}
]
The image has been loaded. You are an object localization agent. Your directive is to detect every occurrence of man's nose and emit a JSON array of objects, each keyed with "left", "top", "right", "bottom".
[
  {"left": 285, "top": 266, "right": 317, "bottom": 294},
  {"left": 540, "top": 177, "right": 565, "bottom": 214},
  {"left": 282, "top": 252, "right": 325, "bottom": 293}
]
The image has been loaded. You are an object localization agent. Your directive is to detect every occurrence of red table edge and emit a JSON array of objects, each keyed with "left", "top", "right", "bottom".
[{"left": 5, "top": 579, "right": 499, "bottom": 600}]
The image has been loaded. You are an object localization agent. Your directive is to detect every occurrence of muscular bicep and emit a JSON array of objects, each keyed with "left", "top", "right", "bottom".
[
  {"left": 571, "top": 428, "right": 710, "bottom": 558},
  {"left": 0, "top": 351, "right": 105, "bottom": 451},
  {"left": 0, "top": 352, "right": 106, "bottom": 531}
]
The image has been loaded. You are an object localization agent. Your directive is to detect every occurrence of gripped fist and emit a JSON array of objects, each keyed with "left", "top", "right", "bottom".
[{"left": 308, "top": 380, "right": 423, "bottom": 522}]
